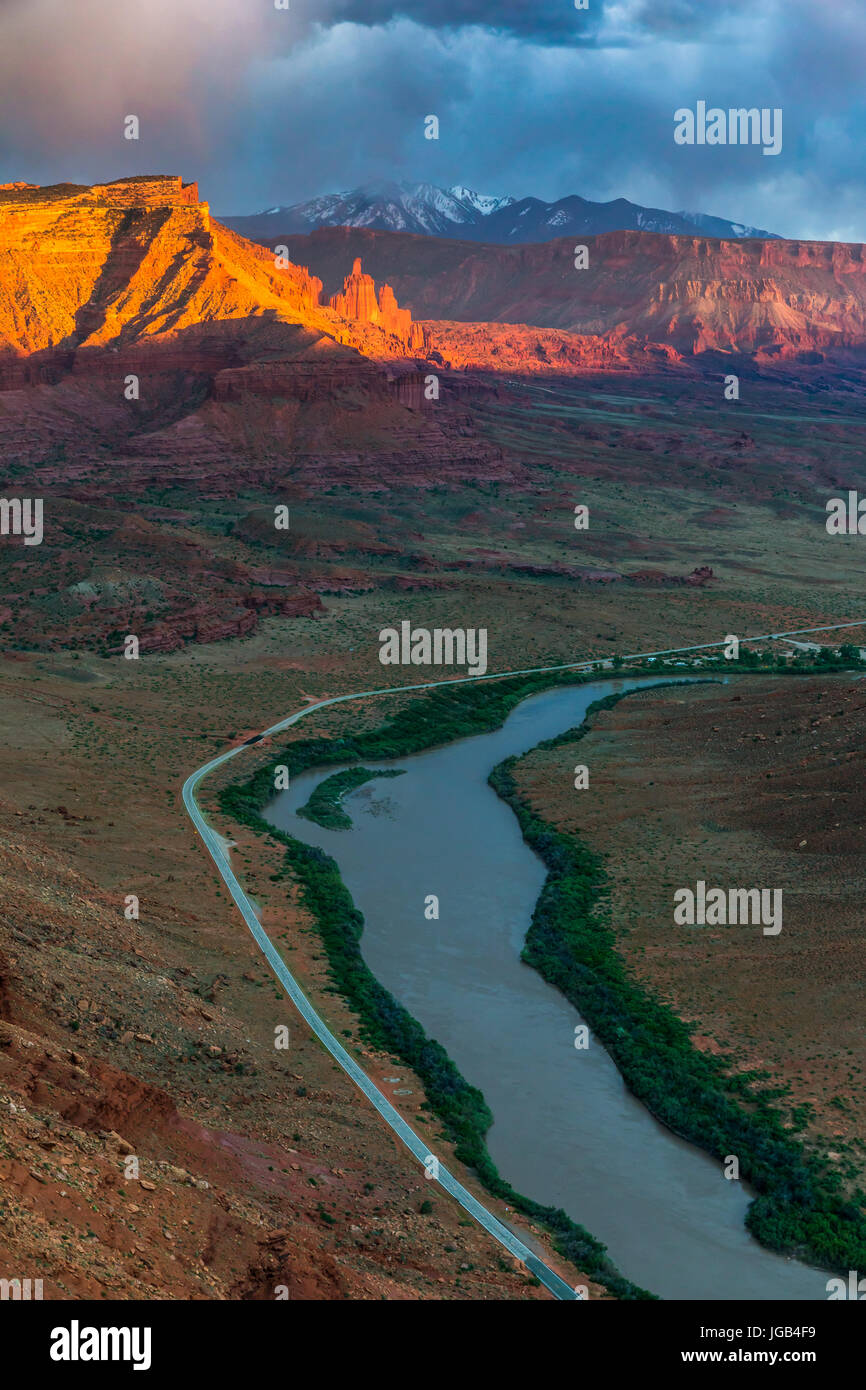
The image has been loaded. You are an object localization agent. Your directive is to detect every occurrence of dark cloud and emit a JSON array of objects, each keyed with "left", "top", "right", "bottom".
[
  {"left": 315, "top": 1, "right": 605, "bottom": 44},
  {"left": 0, "top": 0, "right": 864, "bottom": 241},
  {"left": 304, "top": 0, "right": 752, "bottom": 46}
]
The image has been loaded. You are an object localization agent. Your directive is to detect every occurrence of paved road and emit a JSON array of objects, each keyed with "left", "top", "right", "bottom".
[{"left": 182, "top": 619, "right": 866, "bottom": 1300}]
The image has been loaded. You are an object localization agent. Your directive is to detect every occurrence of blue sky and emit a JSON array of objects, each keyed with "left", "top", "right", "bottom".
[{"left": 1, "top": 0, "right": 864, "bottom": 239}]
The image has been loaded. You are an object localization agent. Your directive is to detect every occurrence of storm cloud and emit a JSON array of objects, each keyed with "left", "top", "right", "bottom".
[{"left": 1, "top": 0, "right": 864, "bottom": 240}]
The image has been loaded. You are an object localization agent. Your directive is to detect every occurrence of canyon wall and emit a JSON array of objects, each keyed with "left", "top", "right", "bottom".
[
  {"left": 0, "top": 179, "right": 429, "bottom": 366},
  {"left": 288, "top": 225, "right": 866, "bottom": 360}
]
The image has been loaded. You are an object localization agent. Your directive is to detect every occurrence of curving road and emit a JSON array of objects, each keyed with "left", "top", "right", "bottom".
[{"left": 182, "top": 620, "right": 866, "bottom": 1301}]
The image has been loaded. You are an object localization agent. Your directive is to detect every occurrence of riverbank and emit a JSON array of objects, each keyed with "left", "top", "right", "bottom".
[
  {"left": 297, "top": 767, "right": 406, "bottom": 829},
  {"left": 219, "top": 660, "right": 866, "bottom": 1292},
  {"left": 492, "top": 689, "right": 866, "bottom": 1274},
  {"left": 222, "top": 668, "right": 658, "bottom": 1298},
  {"left": 512, "top": 675, "right": 866, "bottom": 1252}
]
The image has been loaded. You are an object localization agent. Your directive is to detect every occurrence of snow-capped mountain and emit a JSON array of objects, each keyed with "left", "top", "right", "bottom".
[
  {"left": 675, "top": 210, "right": 776, "bottom": 240},
  {"left": 224, "top": 182, "right": 516, "bottom": 241},
  {"left": 222, "top": 181, "right": 778, "bottom": 245},
  {"left": 447, "top": 185, "right": 516, "bottom": 217}
]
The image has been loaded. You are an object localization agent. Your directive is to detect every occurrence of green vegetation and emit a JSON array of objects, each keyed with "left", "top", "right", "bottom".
[
  {"left": 490, "top": 690, "right": 866, "bottom": 1275},
  {"left": 221, "top": 667, "right": 655, "bottom": 1298},
  {"left": 236, "top": 828, "right": 650, "bottom": 1297},
  {"left": 223, "top": 667, "right": 597, "bottom": 803},
  {"left": 297, "top": 766, "right": 405, "bottom": 830},
  {"left": 219, "top": 660, "right": 866, "bottom": 1294}
]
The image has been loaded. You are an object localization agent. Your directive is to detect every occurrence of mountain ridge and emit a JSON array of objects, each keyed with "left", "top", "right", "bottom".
[
  {"left": 6, "top": 172, "right": 866, "bottom": 396},
  {"left": 222, "top": 179, "right": 779, "bottom": 246}
]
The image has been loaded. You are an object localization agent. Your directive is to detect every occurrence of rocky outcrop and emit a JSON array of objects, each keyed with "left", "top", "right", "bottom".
[
  {"left": 329, "top": 258, "right": 428, "bottom": 354},
  {"left": 330, "top": 257, "right": 379, "bottom": 322},
  {"left": 423, "top": 319, "right": 682, "bottom": 374},
  {"left": 86, "top": 176, "right": 200, "bottom": 208},
  {"left": 290, "top": 224, "right": 866, "bottom": 363},
  {"left": 0, "top": 179, "right": 433, "bottom": 367},
  {"left": 0, "top": 179, "right": 331, "bottom": 360},
  {"left": 378, "top": 281, "right": 428, "bottom": 352},
  {"left": 0, "top": 176, "right": 507, "bottom": 653}
]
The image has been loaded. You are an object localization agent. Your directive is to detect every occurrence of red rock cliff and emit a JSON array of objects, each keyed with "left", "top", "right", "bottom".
[
  {"left": 0, "top": 182, "right": 431, "bottom": 367},
  {"left": 329, "top": 257, "right": 428, "bottom": 354},
  {"left": 0, "top": 177, "right": 344, "bottom": 362},
  {"left": 291, "top": 224, "right": 866, "bottom": 361}
]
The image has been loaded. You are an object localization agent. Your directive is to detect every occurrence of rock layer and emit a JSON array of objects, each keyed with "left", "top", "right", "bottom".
[
  {"left": 0, "top": 176, "right": 506, "bottom": 653},
  {"left": 0, "top": 179, "right": 429, "bottom": 366},
  {"left": 289, "top": 225, "right": 866, "bottom": 362}
]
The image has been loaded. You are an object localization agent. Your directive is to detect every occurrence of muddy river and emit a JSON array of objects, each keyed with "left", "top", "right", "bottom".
[{"left": 265, "top": 677, "right": 825, "bottom": 1299}]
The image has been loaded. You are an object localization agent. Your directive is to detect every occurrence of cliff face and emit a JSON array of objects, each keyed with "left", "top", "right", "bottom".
[
  {"left": 421, "top": 319, "right": 682, "bottom": 373},
  {"left": 0, "top": 177, "right": 329, "bottom": 360},
  {"left": 0, "top": 181, "right": 430, "bottom": 369},
  {"left": 289, "top": 225, "right": 866, "bottom": 361},
  {"left": 0, "top": 176, "right": 500, "bottom": 546},
  {"left": 329, "top": 257, "right": 428, "bottom": 353}
]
